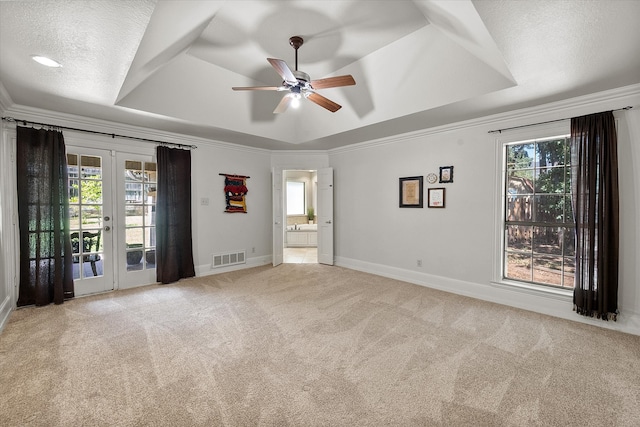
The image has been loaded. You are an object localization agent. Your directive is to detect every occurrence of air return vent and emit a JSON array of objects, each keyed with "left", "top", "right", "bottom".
[{"left": 212, "top": 250, "right": 246, "bottom": 269}]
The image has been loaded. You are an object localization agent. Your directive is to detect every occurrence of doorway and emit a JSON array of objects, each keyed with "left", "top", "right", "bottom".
[{"left": 283, "top": 170, "right": 317, "bottom": 263}]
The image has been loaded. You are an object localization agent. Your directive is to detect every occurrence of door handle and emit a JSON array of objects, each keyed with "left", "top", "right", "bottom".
[
  {"left": 326, "top": 220, "right": 332, "bottom": 224},
  {"left": 104, "top": 226, "right": 111, "bottom": 232}
]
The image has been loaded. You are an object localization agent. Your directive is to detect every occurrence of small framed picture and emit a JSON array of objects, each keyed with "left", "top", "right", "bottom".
[
  {"left": 399, "top": 176, "right": 423, "bottom": 208},
  {"left": 428, "top": 188, "right": 445, "bottom": 208},
  {"left": 439, "top": 166, "right": 454, "bottom": 183}
]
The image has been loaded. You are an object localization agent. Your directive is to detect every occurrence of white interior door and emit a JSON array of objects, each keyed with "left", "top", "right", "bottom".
[
  {"left": 272, "top": 168, "right": 284, "bottom": 266},
  {"left": 117, "top": 153, "right": 158, "bottom": 288},
  {"left": 66, "top": 147, "right": 114, "bottom": 296},
  {"left": 317, "top": 167, "right": 334, "bottom": 265}
]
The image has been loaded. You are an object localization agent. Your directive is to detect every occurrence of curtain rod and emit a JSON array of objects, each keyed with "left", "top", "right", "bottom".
[
  {"left": 1, "top": 116, "right": 197, "bottom": 149},
  {"left": 487, "top": 106, "right": 634, "bottom": 134}
]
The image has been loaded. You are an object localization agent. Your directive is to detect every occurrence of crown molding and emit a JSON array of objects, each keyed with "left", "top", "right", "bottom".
[
  {"left": 2, "top": 104, "right": 272, "bottom": 155},
  {"left": 4, "top": 83, "right": 639, "bottom": 156},
  {"left": 0, "top": 81, "right": 14, "bottom": 114},
  {"left": 328, "top": 83, "right": 640, "bottom": 155}
]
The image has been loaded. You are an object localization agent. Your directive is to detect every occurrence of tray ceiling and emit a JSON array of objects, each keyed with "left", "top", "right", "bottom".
[{"left": 1, "top": 1, "right": 639, "bottom": 150}]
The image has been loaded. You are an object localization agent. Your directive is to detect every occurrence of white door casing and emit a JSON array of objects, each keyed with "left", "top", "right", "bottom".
[
  {"left": 272, "top": 168, "right": 284, "bottom": 266},
  {"left": 317, "top": 167, "right": 334, "bottom": 265}
]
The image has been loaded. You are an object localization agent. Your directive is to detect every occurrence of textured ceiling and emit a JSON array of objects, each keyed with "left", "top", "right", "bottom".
[{"left": 1, "top": 0, "right": 639, "bottom": 150}]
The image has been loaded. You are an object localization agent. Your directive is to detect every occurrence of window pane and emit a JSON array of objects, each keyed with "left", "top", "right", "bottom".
[
  {"left": 125, "top": 161, "right": 143, "bottom": 181},
  {"left": 507, "top": 170, "right": 534, "bottom": 194},
  {"left": 532, "top": 226, "right": 562, "bottom": 255},
  {"left": 80, "top": 179, "right": 102, "bottom": 204},
  {"left": 286, "top": 181, "right": 305, "bottom": 215},
  {"left": 532, "top": 255, "right": 562, "bottom": 286},
  {"left": 145, "top": 206, "right": 156, "bottom": 226},
  {"left": 506, "top": 225, "right": 531, "bottom": 252},
  {"left": 563, "top": 257, "right": 575, "bottom": 288},
  {"left": 126, "top": 227, "right": 143, "bottom": 246},
  {"left": 564, "top": 196, "right": 574, "bottom": 224},
  {"left": 69, "top": 179, "right": 79, "bottom": 203},
  {"left": 535, "top": 139, "right": 566, "bottom": 168},
  {"left": 144, "top": 184, "right": 157, "bottom": 204},
  {"left": 81, "top": 205, "right": 102, "bottom": 228},
  {"left": 505, "top": 253, "right": 532, "bottom": 282},
  {"left": 506, "top": 195, "right": 532, "bottom": 221},
  {"left": 81, "top": 155, "right": 101, "bottom": 179},
  {"left": 145, "top": 250, "right": 156, "bottom": 268},
  {"left": 145, "top": 163, "right": 157, "bottom": 183},
  {"left": 145, "top": 227, "right": 156, "bottom": 248},
  {"left": 507, "top": 143, "right": 535, "bottom": 170},
  {"left": 69, "top": 206, "right": 80, "bottom": 229},
  {"left": 126, "top": 205, "right": 144, "bottom": 227},
  {"left": 563, "top": 227, "right": 576, "bottom": 258},
  {"left": 534, "top": 194, "right": 564, "bottom": 223},
  {"left": 535, "top": 166, "right": 564, "bottom": 194},
  {"left": 125, "top": 183, "right": 143, "bottom": 204}
]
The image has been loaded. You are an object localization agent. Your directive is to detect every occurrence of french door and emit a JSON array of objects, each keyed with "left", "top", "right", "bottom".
[
  {"left": 66, "top": 147, "right": 114, "bottom": 296},
  {"left": 116, "top": 152, "right": 157, "bottom": 288},
  {"left": 66, "top": 147, "right": 157, "bottom": 295}
]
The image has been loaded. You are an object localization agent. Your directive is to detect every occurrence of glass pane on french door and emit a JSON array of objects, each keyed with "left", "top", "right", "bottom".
[
  {"left": 118, "top": 153, "right": 157, "bottom": 288},
  {"left": 66, "top": 148, "right": 114, "bottom": 295},
  {"left": 124, "top": 160, "right": 156, "bottom": 271}
]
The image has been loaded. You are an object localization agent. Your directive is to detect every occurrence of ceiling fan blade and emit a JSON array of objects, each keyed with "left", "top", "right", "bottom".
[
  {"left": 232, "top": 86, "right": 282, "bottom": 91},
  {"left": 267, "top": 58, "right": 297, "bottom": 85},
  {"left": 307, "top": 92, "right": 342, "bottom": 112},
  {"left": 273, "top": 94, "right": 293, "bottom": 114},
  {"left": 310, "top": 75, "right": 356, "bottom": 89}
]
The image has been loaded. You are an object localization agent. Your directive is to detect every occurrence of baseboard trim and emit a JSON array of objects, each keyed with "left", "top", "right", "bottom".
[
  {"left": 335, "top": 256, "right": 640, "bottom": 336},
  {"left": 0, "top": 295, "right": 13, "bottom": 334}
]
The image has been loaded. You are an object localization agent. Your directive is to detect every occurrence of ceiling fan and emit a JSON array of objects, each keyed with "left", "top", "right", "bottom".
[{"left": 232, "top": 36, "right": 356, "bottom": 113}]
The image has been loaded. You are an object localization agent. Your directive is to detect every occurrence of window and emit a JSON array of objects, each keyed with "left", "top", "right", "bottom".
[
  {"left": 503, "top": 136, "right": 575, "bottom": 289},
  {"left": 286, "top": 181, "right": 305, "bottom": 215}
]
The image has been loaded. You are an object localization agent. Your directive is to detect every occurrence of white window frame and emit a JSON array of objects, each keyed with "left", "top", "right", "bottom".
[{"left": 492, "top": 121, "right": 573, "bottom": 297}]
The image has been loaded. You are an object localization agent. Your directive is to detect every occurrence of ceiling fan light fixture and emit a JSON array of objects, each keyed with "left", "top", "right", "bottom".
[
  {"left": 31, "top": 55, "right": 62, "bottom": 68},
  {"left": 291, "top": 93, "right": 301, "bottom": 109}
]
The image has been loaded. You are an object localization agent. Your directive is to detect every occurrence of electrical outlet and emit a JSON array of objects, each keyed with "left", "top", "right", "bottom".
[
  {"left": 417, "top": 259, "right": 422, "bottom": 267},
  {"left": 200, "top": 197, "right": 209, "bottom": 206}
]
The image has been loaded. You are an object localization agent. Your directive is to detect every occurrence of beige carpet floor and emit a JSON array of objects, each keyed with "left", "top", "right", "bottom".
[{"left": 1, "top": 264, "right": 639, "bottom": 426}]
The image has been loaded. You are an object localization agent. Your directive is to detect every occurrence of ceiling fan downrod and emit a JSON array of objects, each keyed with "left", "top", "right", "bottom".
[{"left": 289, "top": 36, "right": 303, "bottom": 71}]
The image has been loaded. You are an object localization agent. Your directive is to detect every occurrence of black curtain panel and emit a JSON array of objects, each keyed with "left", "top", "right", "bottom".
[
  {"left": 156, "top": 146, "right": 195, "bottom": 284},
  {"left": 16, "top": 127, "right": 74, "bottom": 306},
  {"left": 570, "top": 111, "right": 619, "bottom": 320}
]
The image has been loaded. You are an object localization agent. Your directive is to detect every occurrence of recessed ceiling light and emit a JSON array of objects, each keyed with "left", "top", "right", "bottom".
[{"left": 31, "top": 55, "right": 62, "bottom": 68}]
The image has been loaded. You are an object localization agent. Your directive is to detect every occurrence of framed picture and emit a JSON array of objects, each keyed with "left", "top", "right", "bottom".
[
  {"left": 399, "top": 176, "right": 423, "bottom": 208},
  {"left": 439, "top": 166, "right": 454, "bottom": 183},
  {"left": 428, "top": 188, "right": 445, "bottom": 208}
]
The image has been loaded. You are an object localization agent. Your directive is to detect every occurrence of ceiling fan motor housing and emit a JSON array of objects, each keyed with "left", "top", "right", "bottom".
[{"left": 293, "top": 70, "right": 310, "bottom": 83}]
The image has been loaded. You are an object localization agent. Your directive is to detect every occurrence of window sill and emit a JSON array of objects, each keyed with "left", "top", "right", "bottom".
[{"left": 490, "top": 279, "right": 573, "bottom": 301}]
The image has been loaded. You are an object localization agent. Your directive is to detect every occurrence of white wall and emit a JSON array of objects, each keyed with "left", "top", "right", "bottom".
[
  {"left": 191, "top": 143, "right": 273, "bottom": 274},
  {"left": 330, "top": 87, "right": 640, "bottom": 335}
]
